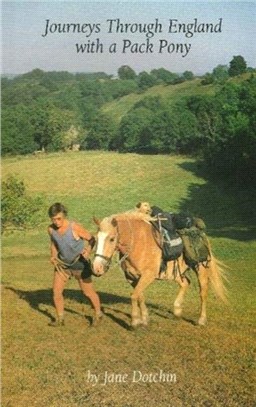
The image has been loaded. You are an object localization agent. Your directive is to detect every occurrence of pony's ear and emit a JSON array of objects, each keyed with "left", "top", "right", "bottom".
[
  {"left": 136, "top": 202, "right": 141, "bottom": 208},
  {"left": 93, "top": 216, "right": 101, "bottom": 226},
  {"left": 111, "top": 218, "right": 118, "bottom": 227}
]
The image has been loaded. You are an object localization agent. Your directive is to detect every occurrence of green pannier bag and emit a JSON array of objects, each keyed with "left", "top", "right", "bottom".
[{"left": 177, "top": 220, "right": 210, "bottom": 268}]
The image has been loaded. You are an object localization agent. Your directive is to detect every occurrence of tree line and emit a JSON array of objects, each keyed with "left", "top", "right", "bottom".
[{"left": 2, "top": 56, "right": 256, "bottom": 182}]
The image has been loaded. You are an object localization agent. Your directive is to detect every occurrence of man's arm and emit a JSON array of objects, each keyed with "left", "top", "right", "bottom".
[
  {"left": 73, "top": 223, "right": 96, "bottom": 259},
  {"left": 48, "top": 226, "right": 58, "bottom": 264}
]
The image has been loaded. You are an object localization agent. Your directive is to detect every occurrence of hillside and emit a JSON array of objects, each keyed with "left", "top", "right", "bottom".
[
  {"left": 101, "top": 73, "right": 252, "bottom": 124},
  {"left": 101, "top": 78, "right": 212, "bottom": 123},
  {"left": 2, "top": 70, "right": 255, "bottom": 182}
]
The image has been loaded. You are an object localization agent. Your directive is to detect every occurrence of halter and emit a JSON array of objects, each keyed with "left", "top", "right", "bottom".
[
  {"left": 94, "top": 216, "right": 134, "bottom": 269},
  {"left": 94, "top": 253, "right": 112, "bottom": 269},
  {"left": 94, "top": 253, "right": 112, "bottom": 262}
]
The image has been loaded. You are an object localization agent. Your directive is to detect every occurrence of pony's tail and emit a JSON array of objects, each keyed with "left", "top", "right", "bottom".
[
  {"left": 205, "top": 238, "right": 229, "bottom": 303},
  {"left": 208, "top": 255, "right": 229, "bottom": 303},
  {"left": 205, "top": 242, "right": 228, "bottom": 307}
]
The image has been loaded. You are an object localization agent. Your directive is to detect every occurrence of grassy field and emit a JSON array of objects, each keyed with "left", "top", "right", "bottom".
[{"left": 2, "top": 151, "right": 256, "bottom": 407}]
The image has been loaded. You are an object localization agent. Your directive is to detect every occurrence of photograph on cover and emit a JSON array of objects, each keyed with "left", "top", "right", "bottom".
[{"left": 1, "top": 1, "right": 255, "bottom": 406}]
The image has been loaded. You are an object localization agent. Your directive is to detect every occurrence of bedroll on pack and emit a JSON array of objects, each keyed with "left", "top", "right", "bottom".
[
  {"left": 162, "top": 228, "right": 183, "bottom": 261},
  {"left": 151, "top": 206, "right": 183, "bottom": 261}
]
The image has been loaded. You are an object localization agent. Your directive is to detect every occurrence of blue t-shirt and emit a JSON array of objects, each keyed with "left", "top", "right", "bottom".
[{"left": 51, "top": 222, "right": 84, "bottom": 264}]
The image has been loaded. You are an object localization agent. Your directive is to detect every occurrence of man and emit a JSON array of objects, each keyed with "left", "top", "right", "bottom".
[{"left": 48, "top": 202, "right": 102, "bottom": 327}]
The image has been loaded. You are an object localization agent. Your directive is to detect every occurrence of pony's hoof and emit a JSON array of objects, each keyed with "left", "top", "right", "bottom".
[
  {"left": 131, "top": 319, "right": 141, "bottom": 329},
  {"left": 141, "top": 317, "right": 149, "bottom": 326},
  {"left": 130, "top": 323, "right": 148, "bottom": 331},
  {"left": 90, "top": 313, "right": 104, "bottom": 328},
  {"left": 130, "top": 324, "right": 140, "bottom": 331},
  {"left": 198, "top": 317, "right": 207, "bottom": 326},
  {"left": 173, "top": 307, "right": 182, "bottom": 318}
]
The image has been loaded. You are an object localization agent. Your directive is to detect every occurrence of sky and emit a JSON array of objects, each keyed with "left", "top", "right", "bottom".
[{"left": 1, "top": 1, "right": 256, "bottom": 75}]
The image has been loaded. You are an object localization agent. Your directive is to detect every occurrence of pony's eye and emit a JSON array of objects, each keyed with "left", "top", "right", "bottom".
[{"left": 109, "top": 237, "right": 115, "bottom": 242}]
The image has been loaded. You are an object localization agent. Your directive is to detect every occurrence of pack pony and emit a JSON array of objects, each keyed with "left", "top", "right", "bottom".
[{"left": 93, "top": 212, "right": 227, "bottom": 328}]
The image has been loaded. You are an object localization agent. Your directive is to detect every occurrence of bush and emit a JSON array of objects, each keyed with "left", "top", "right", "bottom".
[{"left": 1, "top": 175, "right": 45, "bottom": 232}]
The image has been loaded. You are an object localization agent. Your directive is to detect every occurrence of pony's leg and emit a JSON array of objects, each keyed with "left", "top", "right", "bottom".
[
  {"left": 130, "top": 294, "right": 141, "bottom": 328},
  {"left": 130, "top": 274, "right": 155, "bottom": 328},
  {"left": 138, "top": 292, "right": 148, "bottom": 326},
  {"left": 197, "top": 265, "right": 209, "bottom": 326},
  {"left": 121, "top": 264, "right": 143, "bottom": 327},
  {"left": 173, "top": 273, "right": 190, "bottom": 318},
  {"left": 127, "top": 281, "right": 142, "bottom": 328}
]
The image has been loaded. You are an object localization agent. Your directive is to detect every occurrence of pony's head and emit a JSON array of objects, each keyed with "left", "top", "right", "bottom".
[{"left": 92, "top": 216, "right": 118, "bottom": 276}]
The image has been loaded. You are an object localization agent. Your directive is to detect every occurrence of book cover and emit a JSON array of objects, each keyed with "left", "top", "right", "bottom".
[{"left": 2, "top": 1, "right": 255, "bottom": 406}]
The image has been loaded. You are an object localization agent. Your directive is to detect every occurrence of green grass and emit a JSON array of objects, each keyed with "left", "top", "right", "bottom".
[{"left": 2, "top": 151, "right": 255, "bottom": 407}]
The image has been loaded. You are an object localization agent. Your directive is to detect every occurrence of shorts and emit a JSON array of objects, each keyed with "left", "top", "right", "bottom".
[{"left": 55, "top": 255, "right": 93, "bottom": 280}]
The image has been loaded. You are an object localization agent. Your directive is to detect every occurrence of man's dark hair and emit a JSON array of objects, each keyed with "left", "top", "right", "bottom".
[{"left": 48, "top": 203, "right": 68, "bottom": 218}]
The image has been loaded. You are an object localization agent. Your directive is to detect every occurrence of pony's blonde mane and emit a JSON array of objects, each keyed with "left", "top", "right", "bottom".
[{"left": 109, "top": 211, "right": 155, "bottom": 224}]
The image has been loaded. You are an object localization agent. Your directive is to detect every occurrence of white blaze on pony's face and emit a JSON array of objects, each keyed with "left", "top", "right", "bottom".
[
  {"left": 96, "top": 231, "right": 108, "bottom": 258},
  {"left": 93, "top": 217, "right": 118, "bottom": 276}
]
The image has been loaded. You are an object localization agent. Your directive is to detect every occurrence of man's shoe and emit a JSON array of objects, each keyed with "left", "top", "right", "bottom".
[
  {"left": 90, "top": 312, "right": 104, "bottom": 327},
  {"left": 48, "top": 319, "right": 65, "bottom": 327}
]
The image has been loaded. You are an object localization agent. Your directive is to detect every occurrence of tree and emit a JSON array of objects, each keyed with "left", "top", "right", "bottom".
[
  {"left": 146, "top": 108, "right": 179, "bottom": 153},
  {"left": 228, "top": 56, "right": 247, "bottom": 77},
  {"left": 117, "top": 65, "right": 137, "bottom": 80},
  {"left": 201, "top": 73, "right": 214, "bottom": 85},
  {"left": 48, "top": 109, "right": 80, "bottom": 151},
  {"left": 186, "top": 94, "right": 223, "bottom": 152},
  {"left": 2, "top": 80, "right": 48, "bottom": 106},
  {"left": 86, "top": 113, "right": 116, "bottom": 150},
  {"left": 79, "top": 79, "right": 111, "bottom": 105},
  {"left": 104, "top": 79, "right": 138, "bottom": 99},
  {"left": 172, "top": 103, "right": 200, "bottom": 153},
  {"left": 137, "top": 71, "right": 157, "bottom": 91},
  {"left": 212, "top": 65, "right": 229, "bottom": 84},
  {"left": 30, "top": 100, "right": 53, "bottom": 150},
  {"left": 1, "top": 175, "right": 44, "bottom": 232},
  {"left": 81, "top": 100, "right": 99, "bottom": 128},
  {"left": 182, "top": 71, "right": 194, "bottom": 81},
  {"left": 185, "top": 78, "right": 256, "bottom": 183},
  {"left": 1, "top": 105, "right": 37, "bottom": 154},
  {"left": 117, "top": 107, "right": 153, "bottom": 152},
  {"left": 62, "top": 125, "right": 81, "bottom": 150},
  {"left": 23, "top": 68, "right": 45, "bottom": 80},
  {"left": 133, "top": 96, "right": 163, "bottom": 111},
  {"left": 150, "top": 68, "right": 179, "bottom": 84},
  {"left": 30, "top": 99, "right": 77, "bottom": 151},
  {"left": 117, "top": 97, "right": 179, "bottom": 153}
]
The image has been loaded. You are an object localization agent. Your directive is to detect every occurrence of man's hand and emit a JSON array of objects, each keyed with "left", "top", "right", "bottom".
[
  {"left": 50, "top": 257, "right": 58, "bottom": 265},
  {"left": 81, "top": 247, "right": 91, "bottom": 260}
]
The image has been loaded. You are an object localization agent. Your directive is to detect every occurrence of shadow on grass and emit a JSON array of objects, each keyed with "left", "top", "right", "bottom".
[
  {"left": 174, "top": 160, "right": 256, "bottom": 242},
  {"left": 150, "top": 307, "right": 196, "bottom": 326},
  {"left": 4, "top": 285, "right": 197, "bottom": 329},
  {"left": 4, "top": 285, "right": 133, "bottom": 329}
]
